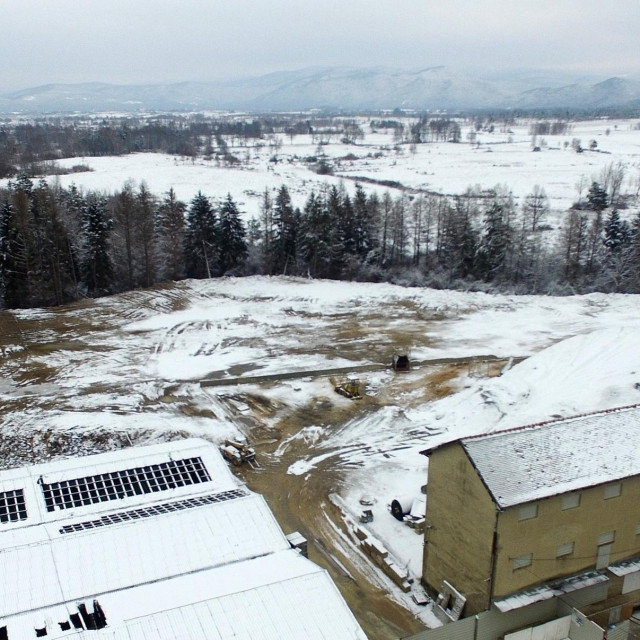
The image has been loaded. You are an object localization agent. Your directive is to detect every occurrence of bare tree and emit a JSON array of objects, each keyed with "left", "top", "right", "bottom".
[{"left": 522, "top": 186, "right": 549, "bottom": 232}]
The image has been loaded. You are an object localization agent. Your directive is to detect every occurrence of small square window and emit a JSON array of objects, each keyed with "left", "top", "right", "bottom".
[
  {"left": 519, "top": 504, "right": 538, "bottom": 521},
  {"left": 513, "top": 553, "right": 533, "bottom": 570},
  {"left": 556, "top": 542, "right": 575, "bottom": 557},
  {"left": 561, "top": 493, "right": 580, "bottom": 510},
  {"left": 598, "top": 531, "right": 615, "bottom": 546},
  {"left": 604, "top": 483, "right": 622, "bottom": 499}
]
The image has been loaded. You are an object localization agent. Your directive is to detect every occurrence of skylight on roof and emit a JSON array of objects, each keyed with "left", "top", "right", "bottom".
[
  {"left": 40, "top": 457, "right": 211, "bottom": 512},
  {"left": 58, "top": 488, "right": 248, "bottom": 534},
  {"left": 0, "top": 489, "right": 27, "bottom": 523}
]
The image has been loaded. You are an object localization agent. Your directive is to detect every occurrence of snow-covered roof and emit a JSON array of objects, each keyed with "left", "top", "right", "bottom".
[
  {"left": 608, "top": 556, "right": 640, "bottom": 577},
  {"left": 431, "top": 405, "right": 640, "bottom": 508},
  {"left": 493, "top": 571, "right": 608, "bottom": 613},
  {"left": 0, "top": 439, "right": 366, "bottom": 640}
]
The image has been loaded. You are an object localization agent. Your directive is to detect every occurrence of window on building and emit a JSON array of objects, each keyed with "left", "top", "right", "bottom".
[
  {"left": 513, "top": 553, "right": 533, "bottom": 570},
  {"left": 556, "top": 542, "right": 575, "bottom": 557},
  {"left": 561, "top": 493, "right": 580, "bottom": 510},
  {"left": 596, "top": 531, "right": 615, "bottom": 570},
  {"left": 518, "top": 503, "right": 538, "bottom": 521},
  {"left": 597, "top": 543, "right": 613, "bottom": 570},
  {"left": 598, "top": 531, "right": 615, "bottom": 546},
  {"left": 603, "top": 483, "right": 622, "bottom": 499},
  {"left": 635, "top": 523, "right": 640, "bottom": 536}
]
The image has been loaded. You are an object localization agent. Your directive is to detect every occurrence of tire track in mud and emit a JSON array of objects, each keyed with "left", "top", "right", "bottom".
[
  {"left": 239, "top": 449, "right": 424, "bottom": 640},
  {"left": 223, "top": 356, "right": 519, "bottom": 638}
]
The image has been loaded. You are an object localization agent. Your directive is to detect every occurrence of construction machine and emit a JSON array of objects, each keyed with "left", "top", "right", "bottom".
[
  {"left": 220, "top": 436, "right": 256, "bottom": 466},
  {"left": 333, "top": 375, "right": 362, "bottom": 399}
]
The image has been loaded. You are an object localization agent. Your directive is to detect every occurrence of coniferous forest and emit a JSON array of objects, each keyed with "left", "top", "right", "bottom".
[{"left": 1, "top": 114, "right": 640, "bottom": 309}]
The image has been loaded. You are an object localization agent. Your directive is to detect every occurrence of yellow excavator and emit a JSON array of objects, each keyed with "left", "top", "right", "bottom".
[{"left": 220, "top": 436, "right": 256, "bottom": 466}]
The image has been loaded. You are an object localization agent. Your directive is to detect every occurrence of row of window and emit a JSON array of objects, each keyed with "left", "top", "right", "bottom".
[
  {"left": 512, "top": 530, "right": 618, "bottom": 570},
  {"left": 518, "top": 483, "right": 622, "bottom": 522}
]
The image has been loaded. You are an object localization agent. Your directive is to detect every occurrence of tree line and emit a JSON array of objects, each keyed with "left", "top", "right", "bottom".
[{"left": 1, "top": 176, "right": 639, "bottom": 310}]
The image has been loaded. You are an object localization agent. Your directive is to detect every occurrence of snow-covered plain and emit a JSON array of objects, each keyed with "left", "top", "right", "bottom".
[
  {"left": 1, "top": 276, "right": 639, "bottom": 630},
  {"left": 35, "top": 118, "right": 640, "bottom": 219}
]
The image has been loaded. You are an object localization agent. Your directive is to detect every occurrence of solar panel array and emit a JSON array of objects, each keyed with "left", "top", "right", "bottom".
[
  {"left": 59, "top": 489, "right": 248, "bottom": 534},
  {"left": 0, "top": 489, "right": 27, "bottom": 523},
  {"left": 41, "top": 457, "right": 211, "bottom": 512}
]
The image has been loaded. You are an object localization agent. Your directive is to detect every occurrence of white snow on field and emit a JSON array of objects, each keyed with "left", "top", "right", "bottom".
[
  {"left": 2, "top": 276, "right": 640, "bottom": 617},
  {"left": 332, "top": 325, "right": 640, "bottom": 584},
  {"left": 28, "top": 118, "right": 640, "bottom": 220}
]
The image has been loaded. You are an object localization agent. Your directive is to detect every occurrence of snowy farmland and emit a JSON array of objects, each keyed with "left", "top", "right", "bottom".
[
  {"left": 40, "top": 117, "right": 640, "bottom": 220},
  {"left": 1, "top": 276, "right": 640, "bottom": 637}
]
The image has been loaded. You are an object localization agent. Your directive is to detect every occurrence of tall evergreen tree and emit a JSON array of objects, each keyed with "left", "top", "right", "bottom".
[
  {"left": 2, "top": 177, "right": 38, "bottom": 307},
  {"left": 352, "top": 183, "right": 378, "bottom": 261},
  {"left": 81, "top": 194, "right": 113, "bottom": 296},
  {"left": 626, "top": 212, "right": 640, "bottom": 292},
  {"left": 184, "top": 191, "right": 217, "bottom": 278},
  {"left": 603, "top": 210, "right": 630, "bottom": 253},
  {"left": 155, "top": 188, "right": 186, "bottom": 281},
  {"left": 217, "top": 193, "right": 247, "bottom": 274},
  {"left": 476, "top": 202, "right": 511, "bottom": 281},
  {"left": 31, "top": 180, "right": 77, "bottom": 306},
  {"left": 112, "top": 182, "right": 136, "bottom": 290},
  {"left": 135, "top": 182, "right": 157, "bottom": 287},
  {"left": 272, "top": 185, "right": 297, "bottom": 275},
  {"left": 586, "top": 181, "right": 608, "bottom": 212},
  {"left": 300, "top": 191, "right": 332, "bottom": 278}
]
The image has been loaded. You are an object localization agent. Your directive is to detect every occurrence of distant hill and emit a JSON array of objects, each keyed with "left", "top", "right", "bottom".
[{"left": 2, "top": 67, "right": 640, "bottom": 113}]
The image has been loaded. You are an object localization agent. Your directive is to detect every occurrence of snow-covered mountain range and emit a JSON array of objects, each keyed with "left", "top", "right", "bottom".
[{"left": 2, "top": 67, "right": 640, "bottom": 113}]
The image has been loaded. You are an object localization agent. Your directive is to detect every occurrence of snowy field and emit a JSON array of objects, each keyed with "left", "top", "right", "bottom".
[
  {"left": 1, "top": 276, "right": 639, "bottom": 634},
  {"left": 36, "top": 117, "right": 640, "bottom": 219}
]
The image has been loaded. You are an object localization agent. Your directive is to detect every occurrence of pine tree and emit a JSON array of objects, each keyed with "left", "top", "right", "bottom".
[
  {"left": 155, "top": 188, "right": 186, "bottom": 281},
  {"left": 626, "top": 213, "right": 640, "bottom": 292},
  {"left": 603, "top": 210, "right": 630, "bottom": 253},
  {"left": 184, "top": 192, "right": 217, "bottom": 279},
  {"left": 112, "top": 182, "right": 136, "bottom": 290},
  {"left": 272, "top": 185, "right": 297, "bottom": 275},
  {"left": 135, "top": 182, "right": 157, "bottom": 287},
  {"left": 299, "top": 191, "right": 332, "bottom": 278},
  {"left": 561, "top": 211, "right": 589, "bottom": 284},
  {"left": 31, "top": 180, "right": 77, "bottom": 306},
  {"left": 2, "top": 177, "right": 38, "bottom": 307},
  {"left": 476, "top": 202, "right": 511, "bottom": 281},
  {"left": 81, "top": 194, "right": 113, "bottom": 296},
  {"left": 0, "top": 199, "right": 19, "bottom": 308},
  {"left": 352, "top": 183, "right": 378, "bottom": 261},
  {"left": 217, "top": 194, "right": 247, "bottom": 274},
  {"left": 586, "top": 181, "right": 608, "bottom": 212},
  {"left": 259, "top": 188, "right": 274, "bottom": 274}
]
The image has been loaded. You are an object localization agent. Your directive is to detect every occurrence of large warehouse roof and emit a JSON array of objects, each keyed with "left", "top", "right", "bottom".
[{"left": 0, "top": 439, "right": 366, "bottom": 640}]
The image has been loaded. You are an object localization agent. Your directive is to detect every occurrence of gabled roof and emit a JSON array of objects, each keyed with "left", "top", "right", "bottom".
[
  {"left": 426, "top": 405, "right": 640, "bottom": 508},
  {"left": 0, "top": 438, "right": 366, "bottom": 640}
]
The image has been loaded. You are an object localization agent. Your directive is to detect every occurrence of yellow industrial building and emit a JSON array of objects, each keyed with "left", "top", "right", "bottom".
[{"left": 420, "top": 404, "right": 640, "bottom": 630}]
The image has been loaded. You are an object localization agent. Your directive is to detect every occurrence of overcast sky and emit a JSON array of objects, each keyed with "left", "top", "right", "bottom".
[{"left": 2, "top": 0, "right": 639, "bottom": 91}]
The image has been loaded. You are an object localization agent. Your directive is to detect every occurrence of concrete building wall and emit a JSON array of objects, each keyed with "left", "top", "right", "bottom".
[
  {"left": 423, "top": 443, "right": 497, "bottom": 615},
  {"left": 492, "top": 475, "right": 640, "bottom": 598}
]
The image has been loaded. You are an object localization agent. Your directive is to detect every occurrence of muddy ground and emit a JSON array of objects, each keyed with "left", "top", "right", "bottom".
[{"left": 0, "top": 283, "right": 507, "bottom": 639}]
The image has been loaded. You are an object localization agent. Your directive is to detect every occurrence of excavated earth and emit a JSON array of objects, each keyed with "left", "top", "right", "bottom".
[{"left": 0, "top": 282, "right": 506, "bottom": 639}]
